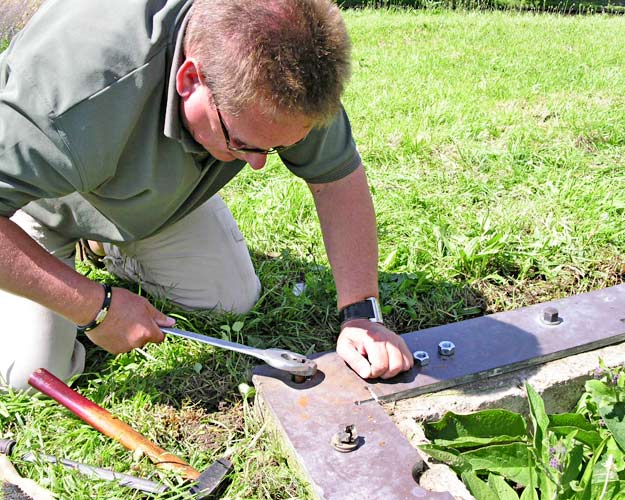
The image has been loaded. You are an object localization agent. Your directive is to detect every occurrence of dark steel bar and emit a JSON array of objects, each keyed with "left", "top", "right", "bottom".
[{"left": 367, "top": 284, "right": 625, "bottom": 402}]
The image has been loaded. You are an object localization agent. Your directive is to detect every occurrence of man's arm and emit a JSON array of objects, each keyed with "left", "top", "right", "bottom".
[
  {"left": 0, "top": 215, "right": 172, "bottom": 353},
  {"left": 308, "top": 164, "right": 413, "bottom": 379}
]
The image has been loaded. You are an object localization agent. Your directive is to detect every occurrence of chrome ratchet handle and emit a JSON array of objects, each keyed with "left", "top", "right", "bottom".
[
  {"left": 162, "top": 327, "right": 264, "bottom": 357},
  {"left": 161, "top": 327, "right": 317, "bottom": 376}
]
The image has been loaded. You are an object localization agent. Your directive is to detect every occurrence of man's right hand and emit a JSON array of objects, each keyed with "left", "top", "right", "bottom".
[
  {"left": 84, "top": 287, "right": 175, "bottom": 354},
  {"left": 0, "top": 216, "right": 174, "bottom": 355}
]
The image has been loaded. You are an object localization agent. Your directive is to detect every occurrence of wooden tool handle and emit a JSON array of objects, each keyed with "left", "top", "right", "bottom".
[{"left": 28, "top": 368, "right": 200, "bottom": 480}]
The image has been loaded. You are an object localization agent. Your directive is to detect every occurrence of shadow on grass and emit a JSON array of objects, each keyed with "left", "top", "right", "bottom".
[{"left": 76, "top": 248, "right": 507, "bottom": 411}]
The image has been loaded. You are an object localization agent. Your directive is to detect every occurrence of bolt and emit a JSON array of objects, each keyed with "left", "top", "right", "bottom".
[
  {"left": 413, "top": 351, "right": 430, "bottom": 366},
  {"left": 438, "top": 341, "right": 456, "bottom": 356},
  {"left": 331, "top": 424, "right": 359, "bottom": 453},
  {"left": 542, "top": 307, "right": 562, "bottom": 325}
]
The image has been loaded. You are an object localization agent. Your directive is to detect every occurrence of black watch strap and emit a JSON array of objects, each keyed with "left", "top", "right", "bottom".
[{"left": 339, "top": 297, "right": 383, "bottom": 326}]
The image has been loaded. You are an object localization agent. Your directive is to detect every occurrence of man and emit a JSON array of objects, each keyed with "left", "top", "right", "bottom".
[{"left": 0, "top": 0, "right": 413, "bottom": 391}]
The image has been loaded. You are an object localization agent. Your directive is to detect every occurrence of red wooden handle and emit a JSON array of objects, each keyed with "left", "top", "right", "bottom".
[{"left": 28, "top": 368, "right": 200, "bottom": 480}]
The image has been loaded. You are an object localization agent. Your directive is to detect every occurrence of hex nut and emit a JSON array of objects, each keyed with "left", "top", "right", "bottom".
[
  {"left": 542, "top": 306, "right": 562, "bottom": 325},
  {"left": 413, "top": 350, "right": 430, "bottom": 366},
  {"left": 438, "top": 341, "right": 456, "bottom": 356},
  {"left": 331, "top": 424, "right": 359, "bottom": 453}
]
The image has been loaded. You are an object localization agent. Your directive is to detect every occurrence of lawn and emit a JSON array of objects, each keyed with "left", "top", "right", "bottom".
[{"left": 2, "top": 8, "right": 625, "bottom": 499}]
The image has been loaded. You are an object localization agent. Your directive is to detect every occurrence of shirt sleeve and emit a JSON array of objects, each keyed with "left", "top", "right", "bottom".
[
  {"left": 279, "top": 107, "right": 361, "bottom": 184},
  {"left": 0, "top": 62, "right": 81, "bottom": 217}
]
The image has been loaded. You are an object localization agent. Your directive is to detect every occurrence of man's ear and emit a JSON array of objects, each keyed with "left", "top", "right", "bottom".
[{"left": 176, "top": 58, "right": 202, "bottom": 98}]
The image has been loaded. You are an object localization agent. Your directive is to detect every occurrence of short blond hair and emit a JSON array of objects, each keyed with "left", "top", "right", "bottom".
[{"left": 184, "top": 0, "right": 351, "bottom": 125}]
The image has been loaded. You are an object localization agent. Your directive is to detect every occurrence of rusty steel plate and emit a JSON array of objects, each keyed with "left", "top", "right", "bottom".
[
  {"left": 254, "top": 353, "right": 453, "bottom": 500},
  {"left": 253, "top": 285, "right": 625, "bottom": 499}
]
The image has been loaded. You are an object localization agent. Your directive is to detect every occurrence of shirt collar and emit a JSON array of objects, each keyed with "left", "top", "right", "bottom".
[{"left": 163, "top": 2, "right": 207, "bottom": 155}]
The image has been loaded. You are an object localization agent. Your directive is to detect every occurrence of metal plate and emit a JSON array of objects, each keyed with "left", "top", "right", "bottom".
[
  {"left": 367, "top": 284, "right": 625, "bottom": 402},
  {"left": 254, "top": 285, "right": 625, "bottom": 499},
  {"left": 254, "top": 353, "right": 453, "bottom": 500}
]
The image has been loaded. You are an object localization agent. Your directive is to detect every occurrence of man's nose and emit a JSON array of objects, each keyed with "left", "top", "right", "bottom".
[{"left": 245, "top": 153, "right": 268, "bottom": 171}]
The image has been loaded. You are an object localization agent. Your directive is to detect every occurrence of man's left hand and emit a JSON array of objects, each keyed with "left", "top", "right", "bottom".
[{"left": 336, "top": 319, "right": 414, "bottom": 379}]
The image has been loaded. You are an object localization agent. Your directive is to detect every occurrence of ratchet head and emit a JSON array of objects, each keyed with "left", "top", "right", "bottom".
[{"left": 263, "top": 349, "right": 317, "bottom": 377}]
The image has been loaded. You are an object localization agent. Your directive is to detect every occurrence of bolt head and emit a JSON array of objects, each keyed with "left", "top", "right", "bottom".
[
  {"left": 413, "top": 351, "right": 430, "bottom": 366},
  {"left": 331, "top": 424, "right": 359, "bottom": 452},
  {"left": 438, "top": 341, "right": 456, "bottom": 356},
  {"left": 542, "top": 307, "right": 561, "bottom": 325}
]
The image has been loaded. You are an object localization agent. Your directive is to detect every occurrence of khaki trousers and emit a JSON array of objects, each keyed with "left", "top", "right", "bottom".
[{"left": 0, "top": 195, "right": 260, "bottom": 390}]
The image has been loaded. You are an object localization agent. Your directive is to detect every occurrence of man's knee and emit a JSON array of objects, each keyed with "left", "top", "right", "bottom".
[
  {"left": 0, "top": 290, "right": 85, "bottom": 392},
  {"left": 225, "top": 275, "right": 262, "bottom": 314}
]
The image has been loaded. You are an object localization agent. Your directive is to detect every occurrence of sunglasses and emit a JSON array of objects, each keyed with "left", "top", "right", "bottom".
[{"left": 216, "top": 106, "right": 304, "bottom": 155}]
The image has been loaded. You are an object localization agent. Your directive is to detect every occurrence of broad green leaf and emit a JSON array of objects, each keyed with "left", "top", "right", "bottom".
[
  {"left": 418, "top": 444, "right": 472, "bottom": 473},
  {"left": 589, "top": 479, "right": 625, "bottom": 499},
  {"left": 520, "top": 454, "right": 539, "bottom": 500},
  {"left": 526, "top": 383, "right": 549, "bottom": 459},
  {"left": 461, "top": 471, "right": 499, "bottom": 500},
  {"left": 423, "top": 409, "right": 527, "bottom": 448},
  {"left": 577, "top": 436, "right": 609, "bottom": 499},
  {"left": 587, "top": 381, "right": 625, "bottom": 453},
  {"left": 488, "top": 474, "right": 520, "bottom": 500},
  {"left": 537, "top": 447, "right": 558, "bottom": 500},
  {"left": 592, "top": 441, "right": 625, "bottom": 485},
  {"left": 576, "top": 392, "right": 598, "bottom": 422},
  {"left": 527, "top": 393, "right": 557, "bottom": 499},
  {"left": 462, "top": 442, "right": 533, "bottom": 485},
  {"left": 550, "top": 426, "right": 602, "bottom": 449},
  {"left": 519, "top": 487, "right": 538, "bottom": 500},
  {"left": 592, "top": 452, "right": 618, "bottom": 485},
  {"left": 549, "top": 413, "right": 596, "bottom": 432},
  {"left": 559, "top": 444, "right": 584, "bottom": 498},
  {"left": 599, "top": 404, "right": 625, "bottom": 454},
  {"left": 585, "top": 380, "right": 617, "bottom": 407},
  {"left": 606, "top": 437, "right": 625, "bottom": 472}
]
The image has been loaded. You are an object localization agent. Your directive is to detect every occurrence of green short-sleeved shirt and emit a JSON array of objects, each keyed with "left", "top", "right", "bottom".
[{"left": 0, "top": 0, "right": 360, "bottom": 242}]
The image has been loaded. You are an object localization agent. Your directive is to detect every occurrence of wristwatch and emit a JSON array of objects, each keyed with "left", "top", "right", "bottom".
[{"left": 339, "top": 297, "right": 384, "bottom": 326}]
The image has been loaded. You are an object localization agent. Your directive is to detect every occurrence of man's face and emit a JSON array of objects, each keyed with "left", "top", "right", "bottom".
[{"left": 177, "top": 62, "right": 312, "bottom": 170}]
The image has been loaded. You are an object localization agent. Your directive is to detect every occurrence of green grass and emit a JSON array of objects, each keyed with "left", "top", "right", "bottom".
[
  {"left": 2, "top": 9, "right": 625, "bottom": 499},
  {"left": 339, "top": 0, "right": 625, "bottom": 14}
]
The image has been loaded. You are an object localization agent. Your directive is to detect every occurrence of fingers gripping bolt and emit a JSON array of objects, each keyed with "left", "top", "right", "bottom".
[
  {"left": 331, "top": 424, "right": 359, "bottom": 453},
  {"left": 438, "top": 341, "right": 456, "bottom": 356},
  {"left": 413, "top": 351, "right": 430, "bottom": 366}
]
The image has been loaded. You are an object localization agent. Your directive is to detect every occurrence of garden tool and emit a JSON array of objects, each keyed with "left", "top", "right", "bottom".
[
  {"left": 28, "top": 369, "right": 232, "bottom": 499},
  {"left": 0, "top": 438, "right": 166, "bottom": 495},
  {"left": 162, "top": 327, "right": 317, "bottom": 377}
]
